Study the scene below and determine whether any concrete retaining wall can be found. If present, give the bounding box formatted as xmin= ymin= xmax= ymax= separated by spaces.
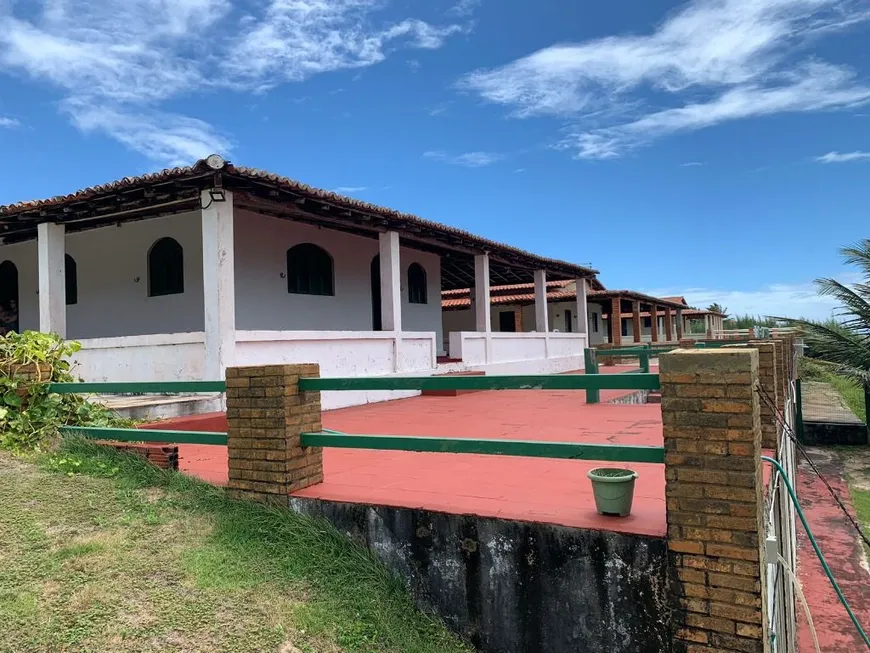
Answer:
xmin=289 ymin=497 xmax=677 ymax=653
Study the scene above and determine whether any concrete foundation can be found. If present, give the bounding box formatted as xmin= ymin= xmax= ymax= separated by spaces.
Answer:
xmin=289 ymin=497 xmax=677 ymax=653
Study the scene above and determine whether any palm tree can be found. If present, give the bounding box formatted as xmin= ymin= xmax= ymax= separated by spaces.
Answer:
xmin=782 ymin=240 xmax=870 ymax=390
xmin=707 ymin=302 xmax=728 ymax=316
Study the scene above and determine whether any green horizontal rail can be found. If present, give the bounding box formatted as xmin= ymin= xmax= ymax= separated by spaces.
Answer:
xmin=301 ymin=432 xmax=665 ymax=463
xmin=593 ymin=348 xmax=652 ymax=357
xmin=60 ymin=425 xmax=228 ymax=446
xmin=49 ymin=381 xmax=226 ymax=394
xmin=299 ymin=373 xmax=660 ymax=392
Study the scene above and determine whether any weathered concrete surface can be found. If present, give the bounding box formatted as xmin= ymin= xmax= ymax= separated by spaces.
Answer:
xmin=289 ymin=497 xmax=677 ymax=653
xmin=796 ymin=448 xmax=870 ymax=651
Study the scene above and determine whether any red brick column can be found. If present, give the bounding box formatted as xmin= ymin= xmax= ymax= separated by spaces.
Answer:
xmin=664 ymin=307 xmax=673 ymax=343
xmin=651 ymin=304 xmax=660 ymax=343
xmin=514 ymin=308 xmax=524 ymax=332
xmin=660 ymin=349 xmax=769 ymax=653
xmin=632 ymin=300 xmax=642 ymax=343
xmin=225 ymin=364 xmax=324 ymax=502
xmin=749 ymin=341 xmax=779 ymax=451
xmin=679 ymin=338 xmax=696 ymax=349
xmin=610 ymin=297 xmax=622 ymax=347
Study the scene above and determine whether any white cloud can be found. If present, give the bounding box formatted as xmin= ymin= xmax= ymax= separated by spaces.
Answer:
xmin=643 ymin=280 xmax=854 ymax=321
xmin=423 ymin=149 xmax=503 ymax=167
xmin=815 ymin=150 xmax=870 ymax=163
xmin=333 ymin=186 xmax=368 ymax=193
xmin=0 ymin=116 xmax=19 ymax=127
xmin=458 ymin=0 xmax=870 ymax=158
xmin=0 ymin=1 xmax=462 ymax=164
xmin=681 ymin=161 xmax=704 ymax=167
xmin=65 ymin=101 xmax=232 ymax=166
xmin=447 ymin=0 xmax=480 ymax=18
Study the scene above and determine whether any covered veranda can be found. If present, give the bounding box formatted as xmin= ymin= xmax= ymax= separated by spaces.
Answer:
xmin=589 ymin=291 xmax=688 ymax=346
xmin=0 ymin=156 xmax=597 ymax=397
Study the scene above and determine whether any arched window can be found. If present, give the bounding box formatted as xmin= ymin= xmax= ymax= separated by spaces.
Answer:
xmin=287 ymin=243 xmax=334 ymax=296
xmin=65 ymin=254 xmax=77 ymax=305
xmin=407 ymin=263 xmax=427 ymax=304
xmin=148 ymin=237 xmax=184 ymax=297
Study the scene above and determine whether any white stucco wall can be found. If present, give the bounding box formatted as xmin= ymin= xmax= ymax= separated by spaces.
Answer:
xmin=0 ymin=209 xmax=444 ymax=346
xmin=0 ymin=213 xmax=205 ymax=338
xmin=234 ymin=210 xmax=443 ymax=348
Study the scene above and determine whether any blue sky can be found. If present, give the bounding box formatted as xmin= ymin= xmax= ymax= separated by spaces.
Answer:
xmin=0 ymin=0 xmax=868 ymax=320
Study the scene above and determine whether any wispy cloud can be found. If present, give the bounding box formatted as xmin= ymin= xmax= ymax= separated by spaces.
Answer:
xmin=65 ymin=101 xmax=232 ymax=166
xmin=458 ymin=0 xmax=870 ymax=159
xmin=423 ymin=150 xmax=503 ymax=167
xmin=334 ymin=186 xmax=368 ymax=193
xmin=815 ymin=150 xmax=870 ymax=163
xmin=681 ymin=161 xmax=704 ymax=167
xmin=644 ymin=281 xmax=849 ymax=321
xmin=0 ymin=1 xmax=463 ymax=164
xmin=427 ymin=102 xmax=451 ymax=116
xmin=447 ymin=0 xmax=480 ymax=18
xmin=0 ymin=116 xmax=19 ymax=128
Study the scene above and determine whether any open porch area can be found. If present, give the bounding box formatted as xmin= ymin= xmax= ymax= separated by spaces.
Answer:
xmin=0 ymin=157 xmax=597 ymax=405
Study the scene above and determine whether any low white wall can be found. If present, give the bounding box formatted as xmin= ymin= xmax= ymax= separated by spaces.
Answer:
xmin=448 ymin=331 xmax=587 ymax=366
xmin=71 ymin=332 xmax=207 ymax=382
xmin=235 ymin=330 xmax=438 ymax=409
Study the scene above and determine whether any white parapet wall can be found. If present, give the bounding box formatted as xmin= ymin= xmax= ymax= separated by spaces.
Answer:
xmin=447 ymin=331 xmax=587 ymax=374
xmin=235 ymin=330 xmax=438 ymax=409
xmin=71 ymin=332 xmax=207 ymax=382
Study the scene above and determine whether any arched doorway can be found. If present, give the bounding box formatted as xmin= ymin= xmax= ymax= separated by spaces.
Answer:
xmin=371 ymin=255 xmax=382 ymax=331
xmin=0 ymin=260 xmax=19 ymax=335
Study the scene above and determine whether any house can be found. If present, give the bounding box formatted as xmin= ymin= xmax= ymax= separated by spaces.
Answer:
xmin=442 ymin=280 xmax=696 ymax=347
xmin=0 ymin=155 xmax=597 ymax=406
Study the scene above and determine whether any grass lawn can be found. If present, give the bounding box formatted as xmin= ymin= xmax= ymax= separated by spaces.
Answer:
xmin=0 ymin=439 xmax=471 ymax=653
xmin=800 ymin=358 xmax=867 ymax=422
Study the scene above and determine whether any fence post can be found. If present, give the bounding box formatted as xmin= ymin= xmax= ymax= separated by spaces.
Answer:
xmin=749 ymin=340 xmax=779 ymax=452
xmin=584 ymin=348 xmax=600 ymax=404
xmin=640 ymin=350 xmax=650 ymax=374
xmin=225 ymin=364 xmax=324 ymax=502
xmin=795 ymin=378 xmax=805 ymax=444
xmin=660 ymin=348 xmax=770 ymax=653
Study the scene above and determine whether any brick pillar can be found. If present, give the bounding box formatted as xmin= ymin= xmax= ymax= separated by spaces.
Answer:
xmin=651 ymin=304 xmax=659 ymax=342
xmin=749 ymin=341 xmax=778 ymax=451
xmin=772 ymin=339 xmax=788 ymax=415
xmin=660 ymin=349 xmax=769 ymax=653
xmin=610 ymin=297 xmax=622 ymax=347
xmin=679 ymin=338 xmax=696 ymax=349
xmin=632 ymin=300 xmax=642 ymax=343
xmin=676 ymin=309 xmax=683 ymax=340
xmin=226 ymin=364 xmax=324 ymax=502
xmin=514 ymin=307 xmax=524 ymax=332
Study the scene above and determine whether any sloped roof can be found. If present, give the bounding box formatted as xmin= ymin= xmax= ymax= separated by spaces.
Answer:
xmin=0 ymin=156 xmax=597 ymax=290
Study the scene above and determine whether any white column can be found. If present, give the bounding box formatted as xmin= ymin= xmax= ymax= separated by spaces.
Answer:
xmin=202 ymin=190 xmax=235 ymax=381
xmin=379 ymin=231 xmax=402 ymax=332
xmin=474 ymin=254 xmax=491 ymax=332
xmin=575 ymin=279 xmax=589 ymax=336
xmin=534 ymin=270 xmax=549 ymax=332
xmin=37 ymin=222 xmax=66 ymax=337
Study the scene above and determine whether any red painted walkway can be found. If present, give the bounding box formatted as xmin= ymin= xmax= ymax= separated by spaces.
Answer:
xmin=795 ymin=449 xmax=870 ymax=652
xmin=162 ymin=379 xmax=667 ymax=537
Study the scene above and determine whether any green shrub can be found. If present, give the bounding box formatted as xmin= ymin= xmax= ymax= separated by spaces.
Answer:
xmin=0 ymin=331 xmax=126 ymax=451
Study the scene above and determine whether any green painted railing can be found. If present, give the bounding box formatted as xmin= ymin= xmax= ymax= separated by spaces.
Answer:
xmin=49 ymin=381 xmax=226 ymax=394
xmin=584 ymin=349 xmax=600 ymax=404
xmin=60 ymin=425 xmax=228 ymax=445
xmin=297 ymin=373 xmax=660 ymax=392
xmin=300 ymin=432 xmax=664 ymax=463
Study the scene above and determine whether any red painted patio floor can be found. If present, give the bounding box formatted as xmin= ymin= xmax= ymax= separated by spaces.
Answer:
xmin=168 ymin=381 xmax=667 ymax=537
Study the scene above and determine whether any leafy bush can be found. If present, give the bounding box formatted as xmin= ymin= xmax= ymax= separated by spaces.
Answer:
xmin=0 ymin=331 xmax=126 ymax=451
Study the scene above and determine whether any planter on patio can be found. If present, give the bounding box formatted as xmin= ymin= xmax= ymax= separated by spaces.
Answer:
xmin=587 ymin=467 xmax=638 ymax=517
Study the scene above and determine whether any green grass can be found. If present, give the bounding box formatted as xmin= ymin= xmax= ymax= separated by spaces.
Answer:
xmin=0 ymin=438 xmax=471 ymax=653
xmin=800 ymin=358 xmax=867 ymax=422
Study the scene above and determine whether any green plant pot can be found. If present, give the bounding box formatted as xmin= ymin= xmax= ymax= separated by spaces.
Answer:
xmin=587 ymin=467 xmax=638 ymax=517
